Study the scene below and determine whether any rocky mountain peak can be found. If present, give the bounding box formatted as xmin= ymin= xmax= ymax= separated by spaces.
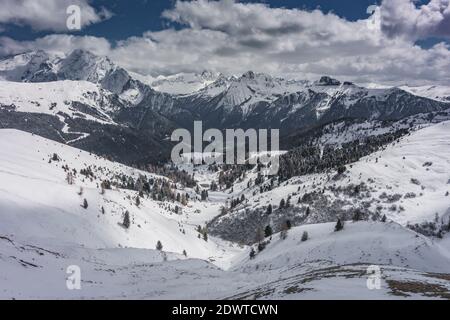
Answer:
xmin=318 ymin=76 xmax=341 ymax=86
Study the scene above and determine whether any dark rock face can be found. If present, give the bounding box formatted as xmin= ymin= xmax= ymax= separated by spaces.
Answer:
xmin=318 ymin=76 xmax=341 ymax=86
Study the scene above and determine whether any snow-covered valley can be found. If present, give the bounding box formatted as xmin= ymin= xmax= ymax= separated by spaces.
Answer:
xmin=0 ymin=125 xmax=449 ymax=300
xmin=1 ymin=49 xmax=450 ymax=300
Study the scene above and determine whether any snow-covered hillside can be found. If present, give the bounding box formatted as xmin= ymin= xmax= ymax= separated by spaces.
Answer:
xmin=238 ymin=221 xmax=450 ymax=273
xmin=209 ymin=120 xmax=450 ymax=245
xmin=401 ymin=85 xmax=450 ymax=103
xmin=0 ymin=80 xmax=117 ymax=124
xmin=151 ymin=71 xmax=221 ymax=95
xmin=1 ymin=128 xmax=449 ymax=299
xmin=0 ymin=129 xmax=243 ymax=267
xmin=1 ymin=48 xmax=450 ymax=300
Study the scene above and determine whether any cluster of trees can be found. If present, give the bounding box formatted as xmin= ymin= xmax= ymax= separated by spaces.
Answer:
xmin=80 ymin=167 xmax=95 ymax=179
xmin=249 ymin=221 xmax=309 ymax=260
xmin=229 ymin=195 xmax=246 ymax=209
xmin=200 ymin=189 xmax=209 ymax=201
xmin=196 ymin=225 xmax=209 ymax=242
xmin=278 ymin=128 xmax=410 ymax=181
xmin=151 ymin=178 xmax=187 ymax=203
xmin=146 ymin=164 xmax=196 ymax=188
xmin=407 ymin=213 xmax=450 ymax=238
xmin=218 ymin=164 xmax=253 ymax=189
xmin=175 ymin=193 xmax=188 ymax=206
xmin=210 ymin=181 xmax=218 ymax=191
xmin=278 ymin=196 xmax=291 ymax=210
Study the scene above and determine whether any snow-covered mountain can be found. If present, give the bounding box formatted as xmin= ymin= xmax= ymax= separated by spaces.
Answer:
xmin=0 ymin=49 xmax=131 ymax=94
xmin=1 ymin=50 xmax=449 ymax=148
xmin=401 ymin=85 xmax=450 ymax=103
xmin=170 ymin=72 xmax=450 ymax=135
xmin=150 ymin=71 xmax=221 ymax=95
xmin=0 ymin=47 xmax=449 ymax=298
xmin=0 ymin=80 xmax=118 ymax=125
xmin=208 ymin=117 xmax=450 ymax=244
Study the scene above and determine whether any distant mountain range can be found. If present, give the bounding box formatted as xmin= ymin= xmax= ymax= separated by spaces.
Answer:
xmin=0 ymin=49 xmax=449 ymax=165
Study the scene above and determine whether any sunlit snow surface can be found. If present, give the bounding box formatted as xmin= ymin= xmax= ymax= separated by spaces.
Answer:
xmin=0 ymin=125 xmax=449 ymax=299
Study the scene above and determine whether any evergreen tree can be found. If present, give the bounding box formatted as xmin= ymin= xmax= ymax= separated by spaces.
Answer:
xmin=82 ymin=198 xmax=88 ymax=209
xmin=66 ymin=172 xmax=74 ymax=185
xmin=301 ymin=231 xmax=309 ymax=242
xmin=337 ymin=165 xmax=346 ymax=175
xmin=381 ymin=214 xmax=387 ymax=223
xmin=352 ymin=210 xmax=362 ymax=222
xmin=156 ymin=240 xmax=163 ymax=251
xmin=305 ymin=206 xmax=310 ymax=216
xmin=286 ymin=220 xmax=292 ymax=229
xmin=264 ymin=225 xmax=273 ymax=238
xmin=122 ymin=211 xmax=130 ymax=229
xmin=183 ymin=250 xmax=187 ymax=257
xmin=279 ymin=198 xmax=286 ymax=209
xmin=257 ymin=242 xmax=267 ymax=252
xmin=335 ymin=219 xmax=344 ymax=232
xmin=135 ymin=196 xmax=140 ymax=207
xmin=181 ymin=193 xmax=187 ymax=206
xmin=266 ymin=204 xmax=273 ymax=215
xmin=249 ymin=248 xmax=256 ymax=259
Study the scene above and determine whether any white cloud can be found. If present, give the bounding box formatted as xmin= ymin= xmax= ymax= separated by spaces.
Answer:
xmin=1 ymin=0 xmax=449 ymax=85
xmin=0 ymin=35 xmax=111 ymax=57
xmin=380 ymin=0 xmax=450 ymax=40
xmin=0 ymin=0 xmax=112 ymax=32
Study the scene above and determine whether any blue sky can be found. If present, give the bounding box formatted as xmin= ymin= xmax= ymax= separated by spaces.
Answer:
xmin=4 ymin=0 xmax=383 ymax=41
xmin=0 ymin=0 xmax=449 ymax=85
xmin=3 ymin=0 xmax=443 ymax=48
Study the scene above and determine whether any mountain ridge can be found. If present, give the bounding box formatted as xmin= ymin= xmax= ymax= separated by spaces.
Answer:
xmin=0 ymin=49 xmax=449 ymax=166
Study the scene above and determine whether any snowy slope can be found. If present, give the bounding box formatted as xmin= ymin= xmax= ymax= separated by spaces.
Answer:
xmin=228 ymin=222 xmax=450 ymax=300
xmin=209 ymin=120 xmax=450 ymax=245
xmin=151 ymin=71 xmax=221 ymax=95
xmin=0 ymin=50 xmax=60 ymax=82
xmin=0 ymin=80 xmax=117 ymax=124
xmin=401 ymin=85 xmax=450 ymax=103
xmin=0 ymin=129 xmax=449 ymax=299
xmin=1 ymin=220 xmax=449 ymax=299
xmin=237 ymin=221 xmax=450 ymax=273
xmin=0 ymin=129 xmax=243 ymax=267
